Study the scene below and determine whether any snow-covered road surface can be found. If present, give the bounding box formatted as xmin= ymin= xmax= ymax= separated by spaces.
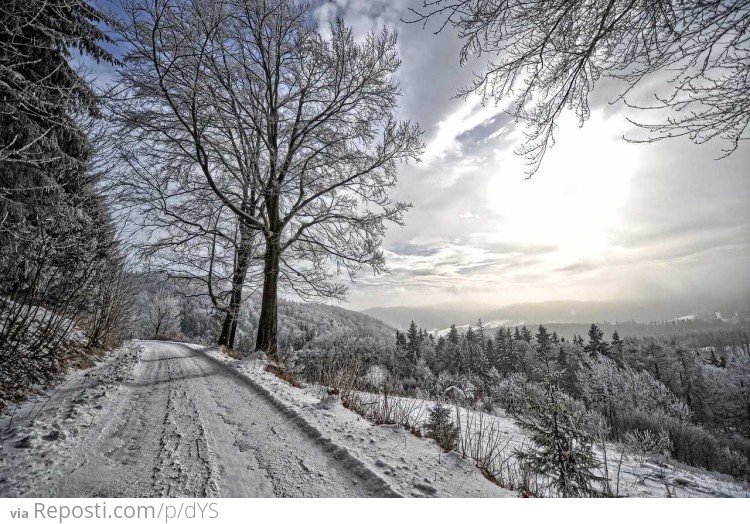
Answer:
xmin=0 ymin=341 xmax=399 ymax=497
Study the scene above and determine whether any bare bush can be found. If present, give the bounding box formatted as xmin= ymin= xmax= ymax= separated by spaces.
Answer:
xmin=624 ymin=428 xmax=673 ymax=466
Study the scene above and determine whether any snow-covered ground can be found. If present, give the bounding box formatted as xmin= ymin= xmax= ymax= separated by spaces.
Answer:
xmin=196 ymin=346 xmax=750 ymax=498
xmin=0 ymin=341 xmax=513 ymax=497
xmin=2 ymin=339 xmax=745 ymax=498
xmin=346 ymin=392 xmax=750 ymax=498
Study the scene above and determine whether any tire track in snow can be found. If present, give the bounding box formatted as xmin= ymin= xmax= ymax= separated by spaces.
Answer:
xmin=1 ymin=340 xmax=402 ymax=497
xmin=172 ymin=342 xmax=402 ymax=497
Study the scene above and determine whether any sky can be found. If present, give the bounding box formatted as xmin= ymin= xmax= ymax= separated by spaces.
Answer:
xmin=95 ymin=0 xmax=750 ymax=312
xmin=304 ymin=0 xmax=750 ymax=311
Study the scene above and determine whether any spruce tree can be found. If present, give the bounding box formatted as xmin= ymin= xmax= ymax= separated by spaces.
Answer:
xmin=406 ymin=320 xmax=420 ymax=364
xmin=513 ymin=341 xmax=600 ymax=497
xmin=476 ymin=320 xmax=489 ymax=373
xmin=536 ymin=325 xmax=551 ymax=348
xmin=585 ymin=324 xmax=609 ymax=357
xmin=521 ymin=325 xmax=533 ymax=343
xmin=485 ymin=338 xmax=498 ymax=371
xmin=494 ymin=328 xmax=506 ymax=351
xmin=395 ymin=330 xmax=411 ymax=376
xmin=611 ymin=330 xmax=624 ymax=362
xmin=424 ymin=403 xmax=459 ymax=451
xmin=447 ymin=324 xmax=459 ymax=345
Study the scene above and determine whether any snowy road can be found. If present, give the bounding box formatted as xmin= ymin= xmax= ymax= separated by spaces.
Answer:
xmin=1 ymin=341 xmax=398 ymax=497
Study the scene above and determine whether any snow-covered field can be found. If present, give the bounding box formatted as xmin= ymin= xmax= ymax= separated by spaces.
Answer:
xmin=345 ymin=392 xmax=750 ymax=498
xmin=0 ymin=341 xmax=513 ymax=497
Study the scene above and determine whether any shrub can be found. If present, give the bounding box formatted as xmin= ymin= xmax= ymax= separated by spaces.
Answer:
xmin=623 ymin=428 xmax=673 ymax=465
xmin=613 ymin=409 xmax=750 ymax=480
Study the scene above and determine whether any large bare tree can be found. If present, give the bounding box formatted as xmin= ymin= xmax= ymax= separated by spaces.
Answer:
xmin=115 ymin=0 xmax=423 ymax=358
xmin=408 ymin=0 xmax=750 ymax=174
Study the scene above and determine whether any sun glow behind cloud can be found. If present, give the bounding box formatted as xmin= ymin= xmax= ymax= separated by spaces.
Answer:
xmin=311 ymin=0 xmax=750 ymax=311
xmin=491 ymin=111 xmax=637 ymax=273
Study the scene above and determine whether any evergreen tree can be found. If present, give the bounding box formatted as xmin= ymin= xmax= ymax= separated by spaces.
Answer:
xmin=452 ymin=339 xmax=465 ymax=374
xmin=611 ymin=330 xmax=624 ymax=363
xmin=395 ymin=330 xmax=410 ymax=375
xmin=536 ymin=325 xmax=551 ymax=350
xmin=585 ymin=324 xmax=609 ymax=357
xmin=521 ymin=325 xmax=533 ymax=343
xmin=475 ymin=319 xmax=489 ymax=373
xmin=424 ymin=403 xmax=459 ymax=451
xmin=447 ymin=324 xmax=459 ymax=345
xmin=513 ymin=340 xmax=600 ymax=497
xmin=406 ymin=320 xmax=420 ymax=364
xmin=485 ymin=338 xmax=498 ymax=371
xmin=465 ymin=327 xmax=477 ymax=372
xmin=494 ymin=328 xmax=506 ymax=351
xmin=434 ymin=336 xmax=448 ymax=372
xmin=514 ymin=326 xmax=523 ymax=341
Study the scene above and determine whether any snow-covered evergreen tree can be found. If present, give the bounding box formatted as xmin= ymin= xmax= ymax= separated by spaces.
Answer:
xmin=424 ymin=403 xmax=459 ymax=451
xmin=513 ymin=335 xmax=600 ymax=497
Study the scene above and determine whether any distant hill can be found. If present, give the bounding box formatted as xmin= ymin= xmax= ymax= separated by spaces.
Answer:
xmin=361 ymin=297 xmax=750 ymax=333
xmin=359 ymin=306 xmax=482 ymax=331
xmin=129 ymin=272 xmax=398 ymax=350
xmin=242 ymin=298 xmax=398 ymax=348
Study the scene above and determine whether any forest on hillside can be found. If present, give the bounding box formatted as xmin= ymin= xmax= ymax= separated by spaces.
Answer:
xmin=290 ymin=316 xmax=750 ymax=490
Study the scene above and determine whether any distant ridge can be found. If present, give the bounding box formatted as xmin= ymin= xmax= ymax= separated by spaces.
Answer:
xmin=361 ymin=297 xmax=750 ymax=332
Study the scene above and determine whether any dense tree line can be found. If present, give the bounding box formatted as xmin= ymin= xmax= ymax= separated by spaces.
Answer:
xmin=280 ymin=313 xmax=750 ymax=481
xmin=0 ymin=1 xmax=132 ymax=408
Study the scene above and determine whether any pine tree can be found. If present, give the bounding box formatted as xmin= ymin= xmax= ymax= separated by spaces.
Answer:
xmin=447 ymin=324 xmax=459 ymax=345
xmin=475 ymin=319 xmax=489 ymax=373
xmin=536 ymin=325 xmax=551 ymax=349
xmin=406 ymin=320 xmax=421 ymax=364
xmin=424 ymin=403 xmax=459 ymax=451
xmin=485 ymin=338 xmax=498 ymax=371
xmin=611 ymin=330 xmax=624 ymax=362
xmin=434 ymin=336 xmax=447 ymax=371
xmin=395 ymin=330 xmax=410 ymax=376
xmin=521 ymin=325 xmax=533 ymax=343
xmin=585 ymin=324 xmax=609 ymax=357
xmin=513 ymin=341 xmax=600 ymax=497
xmin=465 ymin=327 xmax=477 ymax=372
xmin=514 ymin=326 xmax=523 ymax=341
xmin=494 ymin=328 xmax=506 ymax=351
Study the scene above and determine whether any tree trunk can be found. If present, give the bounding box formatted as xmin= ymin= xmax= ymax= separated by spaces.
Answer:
xmin=255 ymin=233 xmax=280 ymax=360
xmin=217 ymin=224 xmax=254 ymax=350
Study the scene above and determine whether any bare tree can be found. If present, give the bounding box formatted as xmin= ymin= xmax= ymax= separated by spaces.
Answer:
xmin=106 ymin=142 xmax=260 ymax=350
xmin=142 ymin=287 xmax=180 ymax=339
xmin=407 ymin=0 xmax=750 ymax=175
xmin=115 ymin=0 xmax=423 ymax=359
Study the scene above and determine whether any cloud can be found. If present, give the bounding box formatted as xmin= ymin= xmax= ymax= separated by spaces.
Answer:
xmin=314 ymin=1 xmax=750 ymax=310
